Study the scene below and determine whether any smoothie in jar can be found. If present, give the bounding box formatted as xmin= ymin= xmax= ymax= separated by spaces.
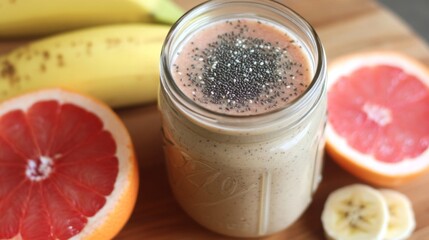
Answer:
xmin=159 ymin=0 xmax=327 ymax=237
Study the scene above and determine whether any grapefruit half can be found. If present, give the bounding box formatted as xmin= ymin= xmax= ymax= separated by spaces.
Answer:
xmin=326 ymin=51 xmax=429 ymax=186
xmin=0 ymin=89 xmax=138 ymax=239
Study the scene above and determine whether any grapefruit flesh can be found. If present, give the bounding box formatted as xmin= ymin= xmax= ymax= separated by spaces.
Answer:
xmin=0 ymin=89 xmax=138 ymax=239
xmin=326 ymin=52 xmax=429 ymax=186
xmin=329 ymin=65 xmax=429 ymax=163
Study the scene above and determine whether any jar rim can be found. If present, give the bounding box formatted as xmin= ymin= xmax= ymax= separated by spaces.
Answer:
xmin=160 ymin=0 xmax=326 ymax=132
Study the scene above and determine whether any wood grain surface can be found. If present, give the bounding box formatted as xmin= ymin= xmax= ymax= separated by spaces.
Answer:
xmin=115 ymin=1 xmax=429 ymax=239
xmin=1 ymin=0 xmax=429 ymax=239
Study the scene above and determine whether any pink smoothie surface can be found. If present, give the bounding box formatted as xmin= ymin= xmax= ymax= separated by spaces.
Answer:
xmin=171 ymin=18 xmax=312 ymax=116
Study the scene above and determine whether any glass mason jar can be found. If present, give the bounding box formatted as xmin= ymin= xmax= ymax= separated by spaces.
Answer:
xmin=159 ymin=0 xmax=327 ymax=237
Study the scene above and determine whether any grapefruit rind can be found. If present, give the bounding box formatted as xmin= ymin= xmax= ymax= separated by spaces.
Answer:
xmin=327 ymin=52 xmax=429 ymax=185
xmin=0 ymin=88 xmax=138 ymax=239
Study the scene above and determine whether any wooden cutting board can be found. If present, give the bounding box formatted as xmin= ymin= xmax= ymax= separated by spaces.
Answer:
xmin=1 ymin=0 xmax=429 ymax=239
xmin=114 ymin=1 xmax=429 ymax=239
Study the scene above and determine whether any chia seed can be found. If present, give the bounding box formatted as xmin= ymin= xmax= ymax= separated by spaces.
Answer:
xmin=172 ymin=19 xmax=310 ymax=115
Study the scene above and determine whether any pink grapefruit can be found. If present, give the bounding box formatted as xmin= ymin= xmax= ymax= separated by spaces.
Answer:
xmin=0 ymin=89 xmax=138 ymax=239
xmin=326 ymin=51 xmax=429 ymax=186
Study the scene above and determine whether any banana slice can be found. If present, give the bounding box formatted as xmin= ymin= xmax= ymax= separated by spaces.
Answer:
xmin=322 ymin=184 xmax=389 ymax=240
xmin=379 ymin=189 xmax=416 ymax=240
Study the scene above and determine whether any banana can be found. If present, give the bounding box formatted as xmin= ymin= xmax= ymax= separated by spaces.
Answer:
xmin=0 ymin=0 xmax=182 ymax=38
xmin=379 ymin=189 xmax=415 ymax=240
xmin=0 ymin=24 xmax=170 ymax=108
xmin=321 ymin=184 xmax=389 ymax=240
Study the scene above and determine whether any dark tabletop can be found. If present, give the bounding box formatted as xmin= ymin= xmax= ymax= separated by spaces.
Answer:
xmin=379 ymin=0 xmax=429 ymax=43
